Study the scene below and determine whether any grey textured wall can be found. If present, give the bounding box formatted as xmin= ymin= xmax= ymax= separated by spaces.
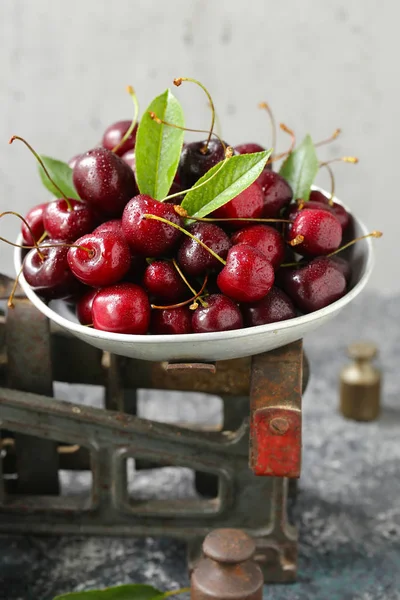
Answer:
xmin=0 ymin=0 xmax=396 ymax=292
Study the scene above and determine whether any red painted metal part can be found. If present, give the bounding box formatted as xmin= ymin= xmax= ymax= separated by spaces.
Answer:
xmin=249 ymin=341 xmax=303 ymax=478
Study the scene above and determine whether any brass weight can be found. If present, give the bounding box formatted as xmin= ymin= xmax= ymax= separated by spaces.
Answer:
xmin=340 ymin=342 xmax=381 ymax=421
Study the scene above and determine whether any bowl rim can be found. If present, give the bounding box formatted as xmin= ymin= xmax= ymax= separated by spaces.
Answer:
xmin=14 ymin=188 xmax=375 ymax=345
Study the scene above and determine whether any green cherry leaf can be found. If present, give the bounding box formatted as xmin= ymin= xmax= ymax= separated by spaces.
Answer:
xmin=181 ymin=150 xmax=271 ymax=219
xmin=38 ymin=156 xmax=80 ymax=200
xmin=279 ymin=135 xmax=318 ymax=201
xmin=135 ymin=89 xmax=184 ymax=200
xmin=53 ymin=584 xmax=164 ymax=600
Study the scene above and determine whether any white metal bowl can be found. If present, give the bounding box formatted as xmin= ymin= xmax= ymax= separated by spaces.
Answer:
xmin=14 ymin=191 xmax=374 ymax=362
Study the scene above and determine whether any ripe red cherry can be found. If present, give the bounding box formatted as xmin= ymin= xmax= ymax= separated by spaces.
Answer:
xmin=257 ymin=171 xmax=293 ymax=217
xmin=235 ymin=143 xmax=265 ymax=154
xmin=43 ymin=199 xmax=95 ymax=242
xmin=211 ymin=181 xmax=264 ymax=230
xmin=68 ymin=154 xmax=81 ymax=169
xmin=288 ymin=209 xmax=342 ymax=256
xmin=309 ymin=190 xmax=351 ymax=231
xmin=21 ymin=203 xmax=47 ymax=246
xmin=93 ymin=219 xmax=123 ymax=237
xmin=242 ymin=287 xmax=296 ymax=327
xmin=330 ymin=255 xmax=352 ymax=283
xmin=121 ymin=149 xmax=135 ymax=171
xmin=122 ymin=195 xmax=183 ymax=257
xmin=143 ymin=260 xmax=188 ymax=303
xmin=192 ymin=294 xmax=243 ymax=333
xmin=67 ymin=231 xmax=131 ymax=287
xmin=76 ymin=288 xmax=98 ymax=325
xmin=178 ymin=223 xmax=231 ymax=276
xmin=102 ymin=120 xmax=138 ymax=156
xmin=282 ymin=257 xmax=347 ymax=313
xmin=231 ymin=224 xmax=285 ymax=270
xmin=92 ymin=283 xmax=150 ymax=334
xmin=178 ymin=139 xmax=226 ymax=188
xmin=217 ymin=244 xmax=275 ymax=302
xmin=150 ymin=306 xmax=192 ymax=335
xmin=73 ymin=148 xmax=137 ymax=217
xmin=23 ymin=242 xmax=81 ymax=300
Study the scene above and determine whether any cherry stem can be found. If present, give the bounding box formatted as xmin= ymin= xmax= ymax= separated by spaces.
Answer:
xmin=8 ymin=136 xmax=72 ymax=210
xmin=174 ymin=77 xmax=215 ymax=153
xmin=8 ymin=262 xmax=24 ymax=309
xmin=161 ymin=149 xmax=233 ymax=202
xmin=258 ymin=102 xmax=277 ymax=156
xmin=320 ymin=156 xmax=359 ymax=166
xmin=151 ymin=271 xmax=208 ymax=310
xmin=112 ymin=85 xmax=139 ymax=154
xmin=327 ymin=231 xmax=382 ymax=257
xmin=265 ymin=123 xmax=296 ymax=165
xmin=314 ymin=128 xmax=341 ymax=148
xmin=163 ymin=588 xmax=191 ymax=598
xmin=0 ymin=236 xmax=94 ymax=257
xmin=0 ymin=211 xmax=45 ymax=260
xmin=281 ymin=230 xmax=383 ymax=267
xmin=174 ymin=206 xmax=291 ymax=224
xmin=149 ymin=111 xmax=226 ymax=153
xmin=143 ymin=214 xmax=226 ymax=266
xmin=172 ymin=259 xmax=208 ymax=308
xmin=289 ymin=234 xmax=305 ymax=247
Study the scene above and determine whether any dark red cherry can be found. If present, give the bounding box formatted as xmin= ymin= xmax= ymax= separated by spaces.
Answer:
xmin=282 ymin=257 xmax=347 ymax=313
xmin=150 ymin=306 xmax=192 ymax=335
xmin=72 ymin=148 xmax=137 ymax=217
xmin=93 ymin=219 xmax=123 ymax=237
xmin=21 ymin=203 xmax=47 ymax=246
xmin=121 ymin=149 xmax=135 ymax=171
xmin=178 ymin=139 xmax=226 ymax=188
xmin=231 ymin=224 xmax=285 ymax=270
xmin=192 ymin=294 xmax=243 ymax=333
xmin=217 ymin=244 xmax=274 ymax=303
xmin=43 ymin=199 xmax=95 ymax=242
xmin=257 ymin=171 xmax=293 ymax=217
xmin=123 ymin=254 xmax=148 ymax=284
xmin=67 ymin=231 xmax=131 ymax=287
xmin=122 ymin=195 xmax=183 ymax=257
xmin=92 ymin=283 xmax=150 ymax=334
xmin=235 ymin=143 xmax=265 ymax=154
xmin=143 ymin=260 xmax=188 ymax=303
xmin=330 ymin=255 xmax=352 ymax=283
xmin=309 ymin=190 xmax=351 ymax=231
xmin=68 ymin=154 xmax=81 ymax=169
xmin=242 ymin=287 xmax=296 ymax=327
xmin=23 ymin=242 xmax=81 ymax=299
xmin=102 ymin=120 xmax=138 ymax=156
xmin=211 ymin=181 xmax=264 ymax=230
xmin=287 ymin=209 xmax=342 ymax=256
xmin=76 ymin=288 xmax=98 ymax=325
xmin=178 ymin=223 xmax=231 ymax=277
xmin=285 ymin=200 xmax=335 ymax=223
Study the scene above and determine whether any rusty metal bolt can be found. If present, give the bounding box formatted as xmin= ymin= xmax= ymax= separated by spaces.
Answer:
xmin=191 ymin=528 xmax=263 ymax=600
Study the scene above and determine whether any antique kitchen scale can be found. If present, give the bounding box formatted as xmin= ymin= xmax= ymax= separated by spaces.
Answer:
xmin=0 ymin=201 xmax=373 ymax=583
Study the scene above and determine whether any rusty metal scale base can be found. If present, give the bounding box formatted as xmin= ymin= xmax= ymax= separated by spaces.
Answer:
xmin=0 ymin=284 xmax=307 ymax=583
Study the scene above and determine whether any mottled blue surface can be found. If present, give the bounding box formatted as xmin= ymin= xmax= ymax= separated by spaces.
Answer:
xmin=1 ymin=292 xmax=399 ymax=600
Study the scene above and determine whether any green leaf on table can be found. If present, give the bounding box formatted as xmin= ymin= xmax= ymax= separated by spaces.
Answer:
xmin=181 ymin=150 xmax=271 ymax=219
xmin=135 ymin=89 xmax=184 ymax=200
xmin=54 ymin=583 xmax=163 ymax=600
xmin=279 ymin=135 xmax=318 ymax=201
xmin=38 ymin=156 xmax=80 ymax=200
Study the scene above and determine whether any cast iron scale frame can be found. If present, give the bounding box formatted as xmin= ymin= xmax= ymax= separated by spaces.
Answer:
xmin=0 ymin=275 xmax=307 ymax=582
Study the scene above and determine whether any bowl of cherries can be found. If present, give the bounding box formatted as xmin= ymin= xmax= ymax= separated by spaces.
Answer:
xmin=10 ymin=78 xmax=380 ymax=362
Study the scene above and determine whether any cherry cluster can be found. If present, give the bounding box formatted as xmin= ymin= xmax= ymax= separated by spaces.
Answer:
xmin=10 ymin=84 xmax=378 ymax=336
